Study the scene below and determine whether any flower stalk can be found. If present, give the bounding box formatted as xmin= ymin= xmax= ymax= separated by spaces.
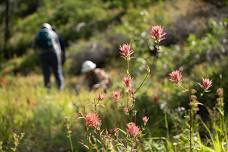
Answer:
xmin=66 ymin=119 xmax=74 ymax=152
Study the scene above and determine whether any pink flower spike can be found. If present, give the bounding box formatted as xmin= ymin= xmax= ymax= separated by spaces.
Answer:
xmin=169 ymin=70 xmax=182 ymax=84
xmin=200 ymin=78 xmax=212 ymax=91
xmin=150 ymin=25 xmax=166 ymax=43
xmin=119 ymin=43 xmax=134 ymax=60
xmin=128 ymin=87 xmax=135 ymax=96
xmin=97 ymin=93 xmax=105 ymax=101
xmin=123 ymin=75 xmax=132 ymax=88
xmin=126 ymin=122 xmax=140 ymax=137
xmin=112 ymin=90 xmax=121 ymax=102
xmin=84 ymin=113 xmax=101 ymax=129
xmin=123 ymin=106 xmax=129 ymax=115
xmin=142 ymin=116 xmax=149 ymax=125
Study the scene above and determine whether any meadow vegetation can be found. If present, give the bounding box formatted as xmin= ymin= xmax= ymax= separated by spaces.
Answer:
xmin=0 ymin=0 xmax=228 ymax=151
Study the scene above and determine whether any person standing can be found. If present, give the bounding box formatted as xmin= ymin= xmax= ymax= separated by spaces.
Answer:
xmin=34 ymin=23 xmax=64 ymax=90
xmin=52 ymin=26 xmax=66 ymax=66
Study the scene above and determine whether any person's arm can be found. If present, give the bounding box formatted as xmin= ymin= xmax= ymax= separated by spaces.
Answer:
xmin=77 ymin=75 xmax=91 ymax=92
xmin=93 ymin=69 xmax=111 ymax=89
xmin=59 ymin=37 xmax=66 ymax=65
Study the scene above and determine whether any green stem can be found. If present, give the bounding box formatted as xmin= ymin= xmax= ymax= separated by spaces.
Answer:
xmin=127 ymin=88 xmax=130 ymax=108
xmin=126 ymin=59 xmax=130 ymax=107
xmin=178 ymin=83 xmax=189 ymax=93
xmin=94 ymin=99 xmax=97 ymax=112
xmin=174 ymin=144 xmax=177 ymax=152
xmin=66 ymin=119 xmax=74 ymax=152
xmin=189 ymin=108 xmax=192 ymax=152
xmin=164 ymin=112 xmax=169 ymax=139
xmin=68 ymin=135 xmax=74 ymax=152
xmin=135 ymin=72 xmax=149 ymax=93
xmin=127 ymin=60 xmax=130 ymax=75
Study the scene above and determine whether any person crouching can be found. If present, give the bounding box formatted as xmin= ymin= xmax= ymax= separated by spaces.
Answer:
xmin=81 ymin=60 xmax=111 ymax=92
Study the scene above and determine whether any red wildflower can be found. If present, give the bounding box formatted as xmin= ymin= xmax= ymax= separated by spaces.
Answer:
xmin=200 ymin=78 xmax=212 ymax=91
xmin=169 ymin=70 xmax=182 ymax=84
xmin=150 ymin=25 xmax=166 ymax=43
xmin=128 ymin=87 xmax=135 ymax=97
xmin=84 ymin=113 xmax=101 ymax=129
xmin=123 ymin=75 xmax=132 ymax=88
xmin=123 ymin=106 xmax=129 ymax=115
xmin=112 ymin=90 xmax=121 ymax=102
xmin=142 ymin=116 xmax=149 ymax=125
xmin=97 ymin=93 xmax=105 ymax=101
xmin=126 ymin=122 xmax=140 ymax=137
xmin=119 ymin=43 xmax=134 ymax=60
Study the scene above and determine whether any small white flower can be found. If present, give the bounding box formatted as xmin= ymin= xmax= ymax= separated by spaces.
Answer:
xmin=222 ymin=142 xmax=227 ymax=149
xmin=173 ymin=142 xmax=177 ymax=146
xmin=173 ymin=135 xmax=180 ymax=140
xmin=194 ymin=136 xmax=197 ymax=141
xmin=160 ymin=102 xmax=167 ymax=110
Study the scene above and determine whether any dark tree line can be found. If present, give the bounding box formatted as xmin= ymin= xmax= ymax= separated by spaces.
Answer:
xmin=0 ymin=0 xmax=42 ymax=65
xmin=0 ymin=0 xmax=11 ymax=63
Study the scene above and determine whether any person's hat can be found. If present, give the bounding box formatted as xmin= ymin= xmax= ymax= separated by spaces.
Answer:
xmin=81 ymin=60 xmax=96 ymax=73
xmin=42 ymin=23 xmax=52 ymax=30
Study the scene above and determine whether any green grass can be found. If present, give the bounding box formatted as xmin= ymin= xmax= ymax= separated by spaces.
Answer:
xmin=0 ymin=60 xmax=227 ymax=151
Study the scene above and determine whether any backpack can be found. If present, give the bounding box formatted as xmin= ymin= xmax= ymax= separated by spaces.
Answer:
xmin=36 ymin=30 xmax=53 ymax=50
